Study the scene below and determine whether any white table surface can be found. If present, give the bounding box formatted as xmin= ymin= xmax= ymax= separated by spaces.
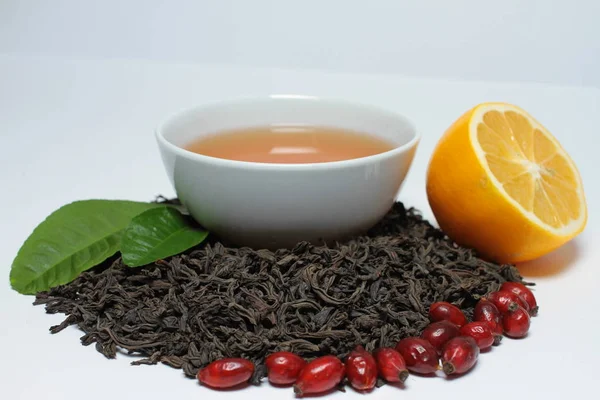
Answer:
xmin=1 ymin=54 xmax=599 ymax=400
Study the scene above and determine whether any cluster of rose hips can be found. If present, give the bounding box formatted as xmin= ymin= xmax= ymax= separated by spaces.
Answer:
xmin=196 ymin=281 xmax=537 ymax=396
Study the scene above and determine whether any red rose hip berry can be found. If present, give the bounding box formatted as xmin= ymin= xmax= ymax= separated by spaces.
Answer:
xmin=503 ymin=306 xmax=531 ymax=338
xmin=293 ymin=355 xmax=345 ymax=397
xmin=488 ymin=290 xmax=530 ymax=314
xmin=460 ymin=322 xmax=495 ymax=350
xmin=441 ymin=336 xmax=479 ymax=375
xmin=421 ymin=320 xmax=460 ymax=353
xmin=373 ymin=347 xmax=409 ymax=384
xmin=345 ymin=345 xmax=377 ymax=391
xmin=501 ymin=282 xmax=539 ymax=316
xmin=197 ymin=358 xmax=255 ymax=388
xmin=395 ymin=337 xmax=439 ymax=374
xmin=473 ymin=299 xmax=503 ymax=344
xmin=265 ymin=351 xmax=306 ymax=385
xmin=429 ymin=301 xmax=468 ymax=327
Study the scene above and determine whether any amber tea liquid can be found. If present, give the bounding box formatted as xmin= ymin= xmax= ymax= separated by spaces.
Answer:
xmin=184 ymin=125 xmax=395 ymax=164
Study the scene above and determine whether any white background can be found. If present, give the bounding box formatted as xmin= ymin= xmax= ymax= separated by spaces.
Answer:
xmin=1 ymin=1 xmax=600 ymax=400
xmin=1 ymin=0 xmax=599 ymax=87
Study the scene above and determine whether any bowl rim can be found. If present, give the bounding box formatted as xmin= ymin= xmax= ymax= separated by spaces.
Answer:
xmin=155 ymin=94 xmax=421 ymax=171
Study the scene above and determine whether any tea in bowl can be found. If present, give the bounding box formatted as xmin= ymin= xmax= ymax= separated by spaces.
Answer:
xmin=156 ymin=95 xmax=419 ymax=249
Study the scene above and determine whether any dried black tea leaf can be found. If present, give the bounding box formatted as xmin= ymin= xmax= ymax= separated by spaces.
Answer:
xmin=34 ymin=202 xmax=524 ymax=384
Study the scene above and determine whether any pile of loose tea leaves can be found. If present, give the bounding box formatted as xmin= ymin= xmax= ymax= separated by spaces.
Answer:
xmin=34 ymin=201 xmax=525 ymax=384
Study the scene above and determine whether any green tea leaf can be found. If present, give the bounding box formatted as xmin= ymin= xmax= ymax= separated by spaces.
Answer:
xmin=10 ymin=200 xmax=162 ymax=294
xmin=121 ymin=207 xmax=208 ymax=267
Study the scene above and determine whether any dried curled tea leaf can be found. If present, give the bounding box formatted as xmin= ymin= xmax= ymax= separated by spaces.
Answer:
xmin=34 ymin=202 xmax=526 ymax=385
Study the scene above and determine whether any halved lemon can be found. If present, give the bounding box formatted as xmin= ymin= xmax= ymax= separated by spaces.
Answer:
xmin=426 ymin=102 xmax=587 ymax=263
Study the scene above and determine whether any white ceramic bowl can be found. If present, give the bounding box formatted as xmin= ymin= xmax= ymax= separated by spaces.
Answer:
xmin=156 ymin=95 xmax=419 ymax=249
